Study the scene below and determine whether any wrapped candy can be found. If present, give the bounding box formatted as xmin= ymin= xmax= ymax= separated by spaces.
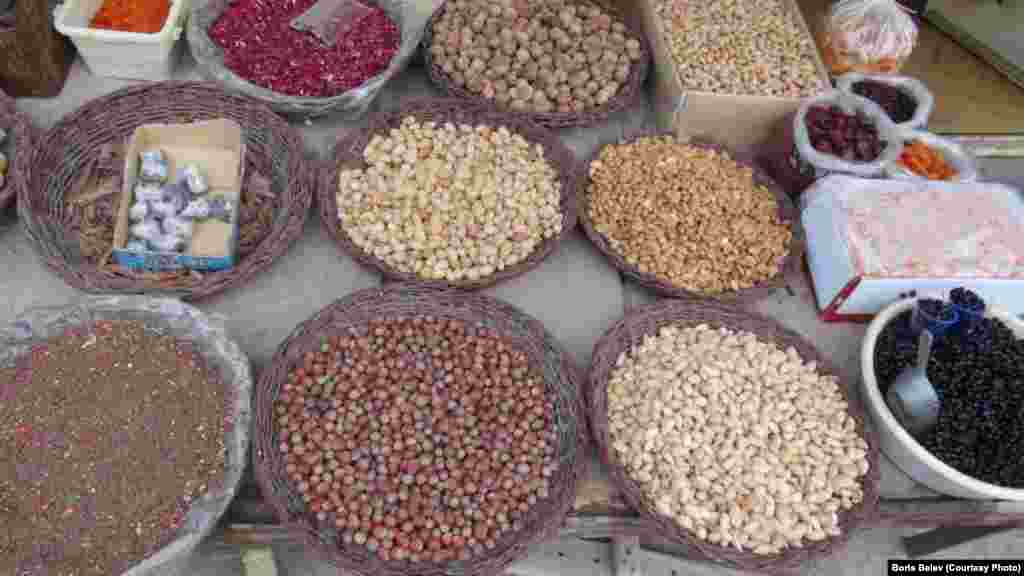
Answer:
xmin=139 ymin=149 xmax=169 ymax=182
xmin=182 ymin=164 xmax=209 ymax=196
xmin=181 ymin=198 xmax=211 ymax=220
xmin=162 ymin=216 xmax=195 ymax=239
xmin=149 ymin=200 xmax=178 ymax=221
xmin=162 ymin=180 xmax=190 ymax=213
xmin=130 ymin=219 xmax=162 ymax=243
xmin=208 ymin=197 xmax=234 ymax=223
xmin=150 ymin=234 xmax=185 ymax=253
xmin=125 ymin=240 xmax=149 ymax=252
xmin=134 ymin=182 xmax=164 ymax=203
xmin=128 ymin=201 xmax=149 ymax=222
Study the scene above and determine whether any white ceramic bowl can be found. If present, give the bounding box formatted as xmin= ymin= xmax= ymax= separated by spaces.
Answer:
xmin=861 ymin=298 xmax=1024 ymax=500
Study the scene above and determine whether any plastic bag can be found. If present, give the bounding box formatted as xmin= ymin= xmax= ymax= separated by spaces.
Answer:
xmin=188 ymin=0 xmax=441 ymax=119
xmin=819 ymin=0 xmax=918 ymax=76
xmin=835 ymin=72 xmax=933 ymax=129
xmin=761 ymin=90 xmax=903 ymax=197
xmin=290 ymin=0 xmax=374 ymax=47
xmin=884 ymin=131 xmax=979 ymax=183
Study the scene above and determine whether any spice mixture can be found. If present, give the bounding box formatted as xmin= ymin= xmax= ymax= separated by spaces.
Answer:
xmin=0 ymin=320 xmax=228 ymax=575
xmin=429 ymin=0 xmax=644 ymax=113
xmin=336 ymin=118 xmax=564 ymax=283
xmin=209 ymin=0 xmax=400 ymax=97
xmin=607 ymin=323 xmax=869 ymax=554
xmin=90 ymin=0 xmax=172 ymax=34
xmin=874 ymin=305 xmax=1024 ymax=488
xmin=655 ymin=0 xmax=823 ymax=98
xmin=275 ymin=317 xmax=558 ymax=563
xmin=586 ymin=136 xmax=791 ymax=295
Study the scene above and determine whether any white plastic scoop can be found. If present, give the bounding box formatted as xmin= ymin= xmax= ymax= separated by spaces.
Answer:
xmin=885 ymin=329 xmax=941 ymax=437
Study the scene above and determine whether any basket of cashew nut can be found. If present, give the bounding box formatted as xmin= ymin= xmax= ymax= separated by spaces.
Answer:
xmin=579 ymin=132 xmax=798 ymax=304
xmin=321 ymin=98 xmax=581 ymax=290
xmin=588 ymin=299 xmax=879 ymax=573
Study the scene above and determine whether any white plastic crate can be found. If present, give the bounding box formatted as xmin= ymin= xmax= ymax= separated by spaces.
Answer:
xmin=54 ymin=0 xmax=189 ymax=81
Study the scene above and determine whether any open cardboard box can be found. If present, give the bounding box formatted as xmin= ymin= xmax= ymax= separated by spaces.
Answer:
xmin=802 ymin=175 xmax=1024 ymax=321
xmin=113 ymin=119 xmax=245 ymax=272
xmin=619 ymin=0 xmax=830 ymax=155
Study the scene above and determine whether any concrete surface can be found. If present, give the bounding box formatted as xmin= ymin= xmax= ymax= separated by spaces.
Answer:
xmin=3 ymin=53 xmax=1024 ymax=575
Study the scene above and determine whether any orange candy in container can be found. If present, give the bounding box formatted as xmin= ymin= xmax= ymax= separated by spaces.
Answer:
xmin=818 ymin=0 xmax=918 ymax=76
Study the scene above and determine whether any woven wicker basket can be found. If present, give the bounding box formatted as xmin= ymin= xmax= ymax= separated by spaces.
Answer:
xmin=578 ymin=132 xmax=800 ymax=305
xmin=18 ymin=81 xmax=312 ymax=300
xmin=421 ymin=2 xmax=650 ymax=129
xmin=320 ymin=98 xmax=581 ymax=290
xmin=254 ymin=284 xmax=588 ymax=576
xmin=588 ymin=299 xmax=880 ymax=573
xmin=0 ymin=295 xmax=252 ymax=576
xmin=0 ymin=88 xmax=38 ymax=211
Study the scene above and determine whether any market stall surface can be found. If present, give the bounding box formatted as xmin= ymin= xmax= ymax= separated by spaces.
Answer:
xmin=4 ymin=54 xmax=1024 ymax=575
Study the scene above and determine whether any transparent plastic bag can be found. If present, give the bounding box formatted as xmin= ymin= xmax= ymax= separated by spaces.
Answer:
xmin=794 ymin=90 xmax=903 ymax=177
xmin=819 ymin=0 xmax=918 ymax=75
xmin=884 ymin=130 xmax=980 ymax=182
xmin=290 ymin=0 xmax=374 ymax=48
xmin=835 ymin=72 xmax=933 ymax=130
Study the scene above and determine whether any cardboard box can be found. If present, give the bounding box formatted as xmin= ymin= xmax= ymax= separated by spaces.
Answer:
xmin=626 ymin=0 xmax=830 ymax=154
xmin=113 ymin=119 xmax=245 ymax=272
xmin=801 ymin=175 xmax=1024 ymax=322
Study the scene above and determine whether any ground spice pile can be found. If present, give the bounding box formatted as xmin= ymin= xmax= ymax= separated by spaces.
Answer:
xmin=0 ymin=320 xmax=227 ymax=575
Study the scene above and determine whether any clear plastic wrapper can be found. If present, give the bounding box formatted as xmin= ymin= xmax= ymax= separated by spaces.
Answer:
xmin=162 ymin=216 xmax=195 ymax=239
xmin=130 ymin=219 xmax=163 ymax=243
xmin=134 ymin=182 xmax=165 ymax=204
xmin=181 ymin=198 xmax=212 ymax=220
xmin=290 ymin=0 xmax=375 ymax=48
xmin=835 ymin=73 xmax=933 ymax=130
xmin=162 ymin=180 xmax=191 ymax=213
xmin=182 ymin=164 xmax=209 ymax=196
xmin=800 ymin=176 xmax=1024 ymax=279
xmin=139 ymin=149 xmax=170 ymax=182
xmin=150 ymin=234 xmax=186 ymax=253
xmin=129 ymin=201 xmax=149 ymax=222
xmin=885 ymin=131 xmax=979 ymax=183
xmin=0 ymin=127 xmax=6 ymax=145
xmin=819 ymin=0 xmax=918 ymax=75
xmin=125 ymin=240 xmax=149 ymax=252
xmin=150 ymin=199 xmax=179 ymax=221
xmin=208 ymin=197 xmax=234 ymax=223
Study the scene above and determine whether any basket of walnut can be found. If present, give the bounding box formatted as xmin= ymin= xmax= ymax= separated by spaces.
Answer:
xmin=422 ymin=0 xmax=650 ymax=129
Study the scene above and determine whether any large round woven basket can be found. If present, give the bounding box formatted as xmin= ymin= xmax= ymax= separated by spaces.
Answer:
xmin=254 ymin=284 xmax=589 ymax=576
xmin=18 ymin=82 xmax=312 ymax=301
xmin=578 ymin=132 xmax=800 ymax=305
xmin=0 ymin=295 xmax=252 ymax=576
xmin=320 ymin=98 xmax=581 ymax=290
xmin=421 ymin=2 xmax=650 ymax=129
xmin=0 ymin=88 xmax=39 ymax=212
xmin=588 ymin=299 xmax=880 ymax=573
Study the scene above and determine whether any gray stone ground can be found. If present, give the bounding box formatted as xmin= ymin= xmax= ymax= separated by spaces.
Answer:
xmin=3 ymin=52 xmax=1023 ymax=575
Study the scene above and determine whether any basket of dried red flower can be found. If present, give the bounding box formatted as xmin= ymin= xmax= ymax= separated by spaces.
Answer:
xmin=0 ymin=294 xmax=251 ymax=576
xmin=254 ymin=284 xmax=588 ymax=576
xmin=0 ymin=88 xmax=39 ymax=211
xmin=188 ymin=0 xmax=437 ymax=119
xmin=18 ymin=81 xmax=311 ymax=300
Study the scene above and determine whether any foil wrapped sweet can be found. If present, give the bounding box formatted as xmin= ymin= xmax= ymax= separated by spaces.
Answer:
xmin=139 ymin=149 xmax=169 ymax=183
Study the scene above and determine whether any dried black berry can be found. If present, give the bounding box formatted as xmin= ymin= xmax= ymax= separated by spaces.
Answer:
xmin=874 ymin=311 xmax=1024 ymax=488
xmin=950 ymin=287 xmax=985 ymax=313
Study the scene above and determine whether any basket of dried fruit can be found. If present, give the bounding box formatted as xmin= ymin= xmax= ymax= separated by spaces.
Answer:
xmin=321 ymin=98 xmax=581 ymax=289
xmin=422 ymin=0 xmax=650 ymax=129
xmin=0 ymin=294 xmax=251 ymax=575
xmin=579 ymin=132 xmax=799 ymax=304
xmin=18 ymin=81 xmax=311 ymax=300
xmin=0 ymin=88 xmax=39 ymax=211
xmin=254 ymin=284 xmax=588 ymax=576
xmin=588 ymin=299 xmax=879 ymax=573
